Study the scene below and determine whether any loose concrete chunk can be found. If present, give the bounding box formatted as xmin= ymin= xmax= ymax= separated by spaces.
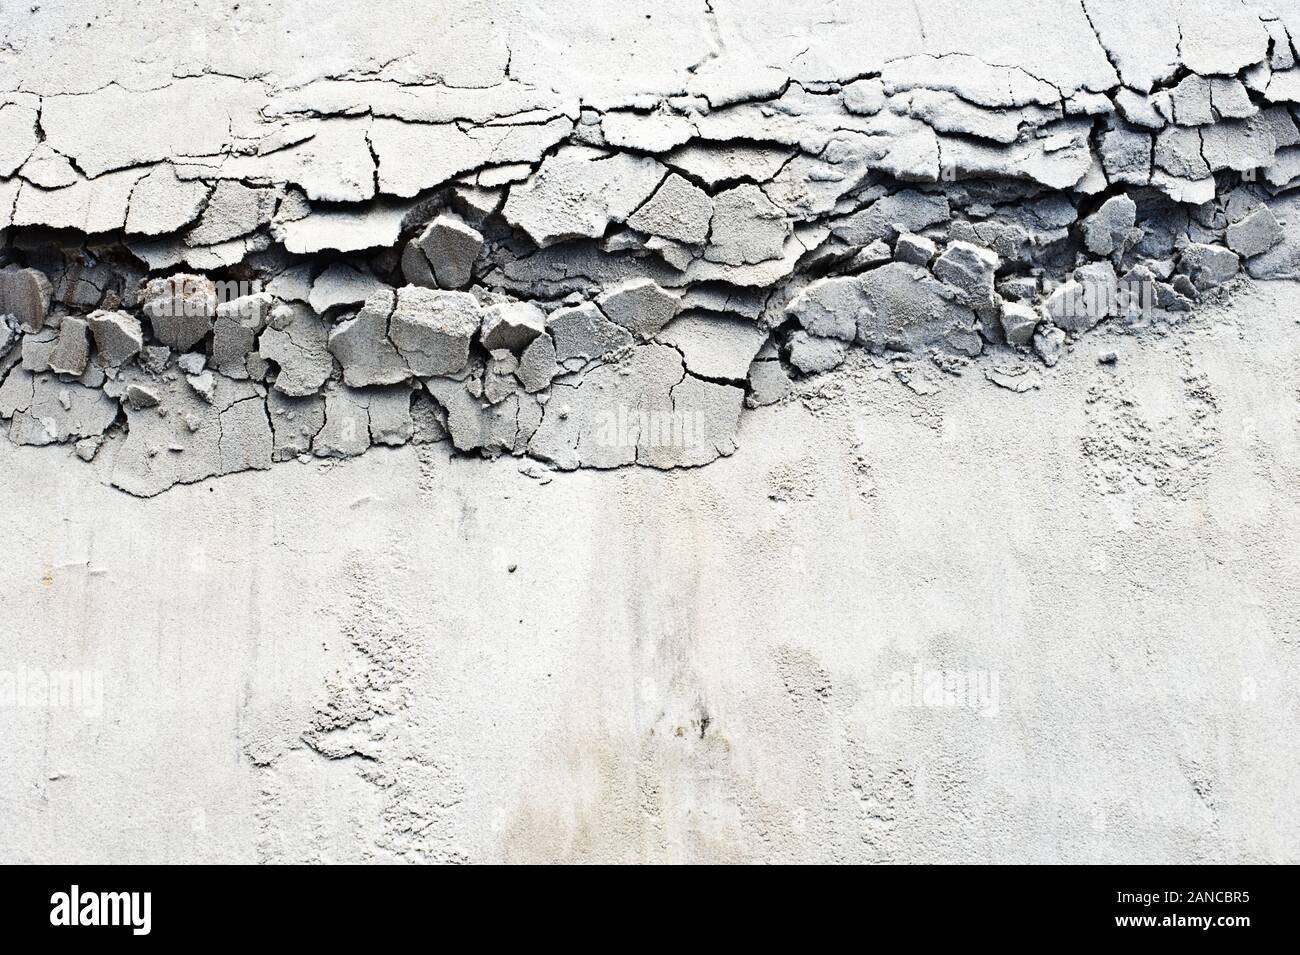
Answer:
xmin=0 ymin=266 xmax=53 ymax=332
xmin=1000 ymin=301 xmax=1040 ymax=347
xmin=480 ymin=301 xmax=546 ymax=353
xmin=1045 ymin=262 xmax=1119 ymax=334
xmin=787 ymin=332 xmax=848 ymax=374
xmin=416 ymin=214 xmax=484 ymax=290
xmin=547 ymin=302 xmax=633 ymax=362
xmin=1177 ymin=243 xmax=1241 ymax=291
xmin=308 ymin=263 xmax=389 ymax=314
xmin=400 ymin=236 xmax=437 ymax=288
xmin=259 ymin=304 xmax=333 ymax=396
xmin=1033 ymin=325 xmax=1066 ymax=367
xmin=141 ymin=274 xmax=216 ymax=350
xmin=328 ymin=288 xmax=410 ymax=387
xmin=933 ymin=241 xmax=1000 ymax=318
xmin=48 ymin=316 xmax=90 ymax=376
xmin=186 ymin=370 xmax=217 ymax=403
xmin=1081 ymin=195 xmax=1138 ymax=257
xmin=86 ymin=310 xmax=144 ymax=368
xmin=596 ymin=279 xmax=680 ymax=340
xmin=517 ymin=332 xmax=558 ymax=393
xmin=855 ymin=264 xmax=982 ymax=357
xmin=894 ymin=233 xmax=936 ymax=265
xmin=1225 ymin=207 xmax=1284 ymax=259
xmin=627 ymin=173 xmax=712 ymax=246
xmin=786 ymin=276 xmax=867 ymax=342
xmin=791 ymin=263 xmax=981 ymax=356
xmin=389 ymin=287 xmax=479 ymax=378
xmin=21 ymin=328 xmax=59 ymax=373
xmin=74 ymin=436 xmax=102 ymax=462
xmin=126 ymin=383 xmax=160 ymax=409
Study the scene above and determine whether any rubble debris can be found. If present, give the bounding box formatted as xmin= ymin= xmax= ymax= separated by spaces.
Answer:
xmin=480 ymin=302 xmax=546 ymax=353
xmin=389 ymin=287 xmax=478 ymax=377
xmin=3 ymin=5 xmax=1299 ymax=492
xmin=547 ymin=302 xmax=633 ymax=362
xmin=503 ymin=146 xmax=666 ymax=246
xmin=1226 ymin=207 xmax=1284 ymax=259
xmin=0 ymin=266 xmax=53 ymax=331
xmin=1081 ymin=195 xmax=1139 ymax=257
xmin=48 ymin=316 xmax=90 ymax=376
xmin=260 ymin=304 xmax=333 ymax=396
xmin=141 ymin=274 xmax=216 ymax=350
xmin=1177 ymin=244 xmax=1241 ymax=292
xmin=894 ymin=234 xmax=937 ymax=266
xmin=328 ymin=289 xmax=410 ymax=387
xmin=596 ymin=280 xmax=680 ymax=340
xmin=403 ymin=214 xmax=484 ymax=290
xmin=999 ymin=302 xmax=1040 ymax=347
xmin=308 ymin=264 xmax=389 ymax=314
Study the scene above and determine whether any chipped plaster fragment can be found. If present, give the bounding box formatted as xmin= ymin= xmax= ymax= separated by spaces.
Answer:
xmin=597 ymin=279 xmax=681 ymax=340
xmin=627 ymin=174 xmax=712 ymax=246
xmin=125 ymin=165 xmax=212 ymax=236
xmin=13 ymin=168 xmax=146 ymax=233
xmin=656 ymin=312 xmax=766 ymax=381
xmin=388 ymin=287 xmax=479 ymax=377
xmin=309 ymin=264 xmax=390 ymax=315
xmin=260 ymin=304 xmax=333 ymax=397
xmin=502 ymin=145 xmax=667 ymax=247
xmin=328 ymin=289 xmax=410 ymax=388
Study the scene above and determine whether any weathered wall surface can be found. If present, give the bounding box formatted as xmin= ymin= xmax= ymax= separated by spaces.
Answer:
xmin=2 ymin=1 xmax=1300 ymax=863
xmin=3 ymin=280 xmax=1298 ymax=864
xmin=4 ymin=0 xmax=1300 ymax=490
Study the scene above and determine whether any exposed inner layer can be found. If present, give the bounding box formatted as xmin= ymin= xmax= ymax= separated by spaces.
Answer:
xmin=1 ymin=0 xmax=1298 ymax=495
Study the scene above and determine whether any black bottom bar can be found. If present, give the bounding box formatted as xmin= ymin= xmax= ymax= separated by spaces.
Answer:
xmin=0 ymin=865 xmax=1288 ymax=942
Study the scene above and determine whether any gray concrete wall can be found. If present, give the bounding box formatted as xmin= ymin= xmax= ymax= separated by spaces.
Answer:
xmin=4 ymin=280 xmax=1297 ymax=863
